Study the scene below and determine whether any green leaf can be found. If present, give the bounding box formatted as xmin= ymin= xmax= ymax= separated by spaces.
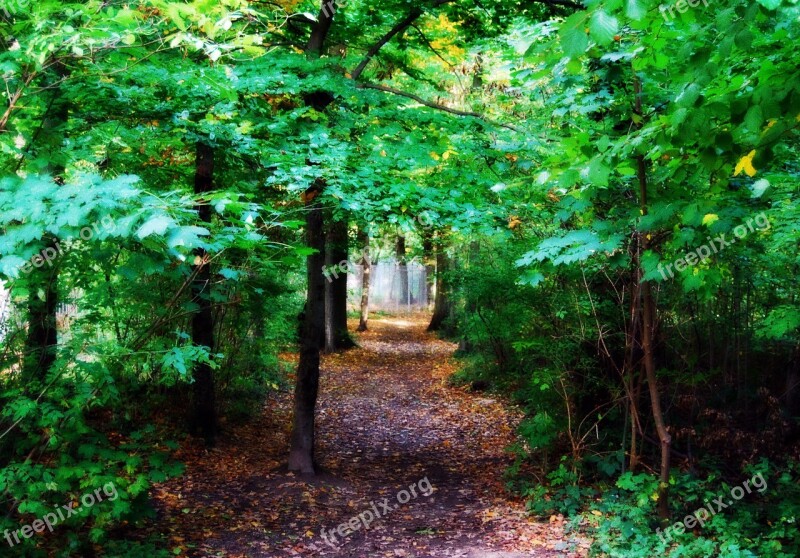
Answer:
xmin=589 ymin=11 xmax=618 ymax=45
xmin=702 ymin=213 xmax=719 ymax=226
xmin=750 ymin=179 xmax=769 ymax=198
xmin=167 ymin=226 xmax=210 ymax=249
xmin=561 ymin=28 xmax=589 ymax=58
xmin=586 ymin=158 xmax=610 ymax=187
xmin=166 ymin=3 xmax=188 ymax=31
xmin=218 ymin=268 xmax=240 ymax=280
xmin=756 ymin=0 xmax=782 ymax=9
xmin=626 ymin=0 xmax=647 ymax=20
xmin=744 ymin=105 xmax=763 ymax=133
xmin=295 ymin=246 xmax=318 ymax=257
xmin=136 ymin=215 xmax=175 ymax=239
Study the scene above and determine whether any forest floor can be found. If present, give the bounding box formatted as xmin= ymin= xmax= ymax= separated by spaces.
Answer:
xmin=150 ymin=314 xmax=591 ymax=557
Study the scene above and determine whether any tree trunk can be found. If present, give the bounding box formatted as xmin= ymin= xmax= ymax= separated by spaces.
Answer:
xmin=428 ymin=241 xmax=451 ymax=331
xmin=422 ymin=232 xmax=434 ymax=309
xmin=324 ymin=217 xmax=355 ymax=352
xmin=24 ymin=265 xmax=58 ymax=380
xmin=23 ymin=68 xmax=69 ymax=381
xmin=191 ymin=142 xmax=217 ymax=445
xmin=637 ymin=152 xmax=671 ymax=520
xmin=289 ymin=180 xmax=326 ymax=474
xmin=633 ymin=72 xmax=671 ymax=520
xmin=624 ymin=271 xmax=643 ymax=472
xmin=287 ymin=0 xmax=338 ymax=474
xmin=306 ymin=0 xmax=336 ymax=55
xmin=357 ymin=230 xmax=370 ymax=332
xmin=396 ymin=235 xmax=408 ymax=308
xmin=785 ymin=347 xmax=800 ymax=417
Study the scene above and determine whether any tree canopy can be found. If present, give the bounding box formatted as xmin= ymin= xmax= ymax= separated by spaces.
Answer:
xmin=1 ymin=0 xmax=799 ymax=556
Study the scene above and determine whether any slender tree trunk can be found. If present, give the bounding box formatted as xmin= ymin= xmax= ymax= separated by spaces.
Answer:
xmin=786 ymin=349 xmax=800 ymax=416
xmin=287 ymin=0 xmax=338 ymax=474
xmin=324 ymin=218 xmax=355 ymax=352
xmin=428 ymin=241 xmax=451 ymax=332
xmin=624 ymin=272 xmax=643 ymax=471
xmin=191 ymin=142 xmax=217 ymax=445
xmin=24 ymin=266 xmax=58 ymax=380
xmin=632 ymin=75 xmax=670 ymax=519
xmin=289 ymin=180 xmax=326 ymax=474
xmin=637 ymin=153 xmax=671 ymax=520
xmin=357 ymin=230 xmax=370 ymax=332
xmin=422 ymin=233 xmax=434 ymax=309
xmin=396 ymin=235 xmax=408 ymax=308
xmin=23 ymin=68 xmax=69 ymax=381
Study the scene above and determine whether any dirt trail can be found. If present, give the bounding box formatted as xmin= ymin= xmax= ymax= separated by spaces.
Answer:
xmin=151 ymin=315 xmax=590 ymax=557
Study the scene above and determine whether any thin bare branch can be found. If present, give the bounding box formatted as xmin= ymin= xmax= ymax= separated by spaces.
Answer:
xmin=357 ymin=82 xmax=519 ymax=132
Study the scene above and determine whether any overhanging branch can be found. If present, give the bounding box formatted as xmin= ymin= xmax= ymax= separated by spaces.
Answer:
xmin=357 ymin=82 xmax=519 ymax=132
xmin=535 ymin=0 xmax=584 ymax=10
xmin=351 ymin=0 xmax=454 ymax=80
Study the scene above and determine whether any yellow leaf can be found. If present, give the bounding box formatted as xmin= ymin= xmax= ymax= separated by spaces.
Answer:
xmin=430 ymin=151 xmax=440 ymax=161
xmin=702 ymin=213 xmax=719 ymax=226
xmin=734 ymin=150 xmax=757 ymax=177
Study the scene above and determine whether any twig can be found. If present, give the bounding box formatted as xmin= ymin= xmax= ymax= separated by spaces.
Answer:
xmin=357 ymin=83 xmax=519 ymax=132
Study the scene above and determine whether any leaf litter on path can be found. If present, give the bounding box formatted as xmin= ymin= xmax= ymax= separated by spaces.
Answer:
xmin=149 ymin=314 xmax=591 ymax=557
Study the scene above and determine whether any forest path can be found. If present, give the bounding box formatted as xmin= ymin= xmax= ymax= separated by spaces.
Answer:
xmin=151 ymin=315 xmax=590 ymax=557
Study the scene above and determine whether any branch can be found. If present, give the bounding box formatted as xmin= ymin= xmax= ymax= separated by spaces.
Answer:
xmin=351 ymin=9 xmax=422 ymax=80
xmin=410 ymin=23 xmax=455 ymax=69
xmin=357 ymin=82 xmax=519 ymax=132
xmin=305 ymin=0 xmax=336 ymax=55
xmin=530 ymin=0 xmax=584 ymax=9
xmin=351 ymin=0 xmax=453 ymax=80
xmin=0 ymin=72 xmax=35 ymax=134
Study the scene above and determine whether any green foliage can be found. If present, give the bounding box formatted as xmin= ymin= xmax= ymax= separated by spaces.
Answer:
xmin=525 ymin=460 xmax=589 ymax=516
xmin=587 ymin=462 xmax=800 ymax=558
xmin=0 ymin=0 xmax=798 ymax=553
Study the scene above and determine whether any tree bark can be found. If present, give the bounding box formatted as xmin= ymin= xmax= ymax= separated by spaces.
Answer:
xmin=324 ymin=217 xmax=355 ymax=352
xmin=287 ymin=0 xmax=339 ymax=475
xmin=641 ymin=262 xmax=670 ymax=520
xmin=428 ymin=240 xmax=451 ymax=331
xmin=422 ymin=232 xmax=434 ymax=309
xmin=357 ymin=230 xmax=371 ymax=332
xmin=191 ymin=142 xmax=217 ymax=445
xmin=306 ymin=0 xmax=336 ymax=55
xmin=786 ymin=347 xmax=800 ymax=416
xmin=289 ymin=180 xmax=326 ymax=474
xmin=396 ymin=235 xmax=408 ymax=308
xmin=23 ymin=67 xmax=69 ymax=381
xmin=636 ymin=132 xmax=671 ymax=519
xmin=24 ymin=265 xmax=58 ymax=380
